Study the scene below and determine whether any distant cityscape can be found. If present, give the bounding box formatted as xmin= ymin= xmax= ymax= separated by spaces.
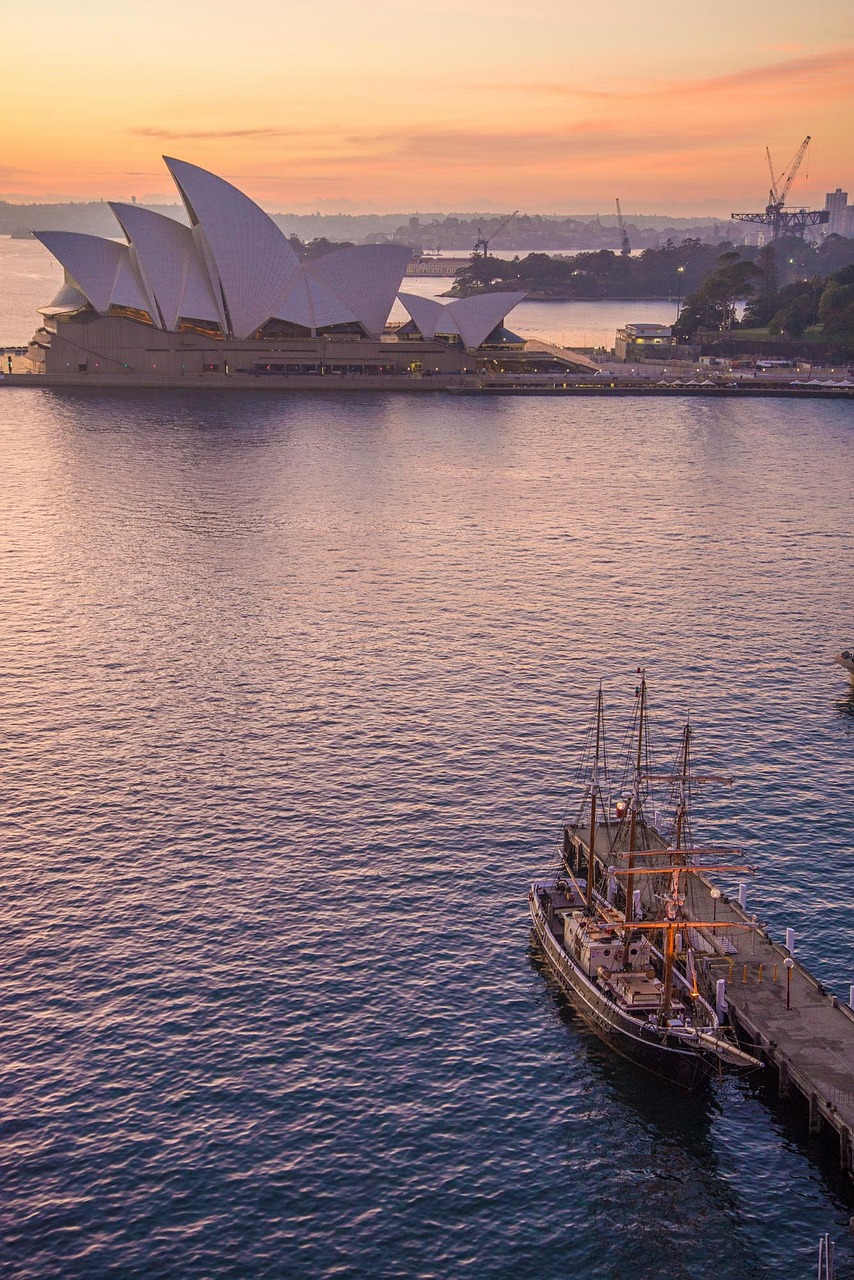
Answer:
xmin=2 ymin=188 xmax=852 ymax=252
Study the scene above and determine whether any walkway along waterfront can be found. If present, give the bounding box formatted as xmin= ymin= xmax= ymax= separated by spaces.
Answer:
xmin=579 ymin=828 xmax=854 ymax=1175
xmin=702 ymin=879 xmax=854 ymax=1176
xmin=1 ymin=366 xmax=853 ymax=398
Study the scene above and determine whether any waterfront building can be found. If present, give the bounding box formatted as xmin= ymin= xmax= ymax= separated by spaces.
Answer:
xmin=22 ymin=158 xmax=593 ymax=387
xmin=614 ymin=322 xmax=674 ymax=361
xmin=404 ymin=256 xmax=472 ymax=277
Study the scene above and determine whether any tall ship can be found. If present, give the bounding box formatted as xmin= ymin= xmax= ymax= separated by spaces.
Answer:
xmin=529 ymin=673 xmax=762 ymax=1090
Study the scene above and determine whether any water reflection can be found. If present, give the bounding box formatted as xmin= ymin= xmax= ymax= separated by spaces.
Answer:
xmin=834 ymin=688 xmax=854 ymax=719
xmin=2 ymin=384 xmax=853 ymax=1280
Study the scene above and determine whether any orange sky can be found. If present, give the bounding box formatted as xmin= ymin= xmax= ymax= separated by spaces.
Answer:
xmin=2 ymin=0 xmax=852 ymax=213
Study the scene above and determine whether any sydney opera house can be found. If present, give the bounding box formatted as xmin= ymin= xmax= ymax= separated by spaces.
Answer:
xmin=23 ymin=158 xmax=593 ymax=388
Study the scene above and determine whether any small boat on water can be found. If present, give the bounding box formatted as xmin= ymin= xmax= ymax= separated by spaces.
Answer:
xmin=834 ymin=650 xmax=854 ymax=682
xmin=529 ymin=673 xmax=763 ymax=1090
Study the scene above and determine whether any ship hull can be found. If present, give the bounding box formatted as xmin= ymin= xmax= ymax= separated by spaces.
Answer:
xmin=529 ymin=884 xmax=717 ymax=1091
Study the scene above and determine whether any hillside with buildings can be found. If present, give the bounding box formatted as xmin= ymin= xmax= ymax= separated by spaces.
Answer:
xmin=3 ymin=187 xmax=852 ymax=251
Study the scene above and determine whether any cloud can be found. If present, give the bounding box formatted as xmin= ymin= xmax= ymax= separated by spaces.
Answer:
xmin=334 ymin=123 xmax=733 ymax=169
xmin=687 ymin=46 xmax=854 ymax=94
xmin=508 ymin=46 xmax=854 ymax=102
xmin=128 ymin=126 xmax=307 ymax=140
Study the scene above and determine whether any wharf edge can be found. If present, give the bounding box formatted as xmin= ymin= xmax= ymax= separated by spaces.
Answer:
xmin=584 ymin=833 xmax=854 ymax=1177
xmin=1 ymin=372 xmax=853 ymax=397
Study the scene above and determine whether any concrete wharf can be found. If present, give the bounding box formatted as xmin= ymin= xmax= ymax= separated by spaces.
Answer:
xmin=2 ymin=370 xmax=853 ymax=397
xmin=573 ymin=825 xmax=854 ymax=1177
xmin=693 ymin=873 xmax=854 ymax=1177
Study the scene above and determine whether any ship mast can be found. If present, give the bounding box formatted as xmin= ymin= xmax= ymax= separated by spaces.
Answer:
xmin=660 ymin=723 xmax=691 ymax=1020
xmin=623 ymin=670 xmax=646 ymax=928
xmin=659 ymin=875 xmax=683 ymax=1021
xmin=674 ymin=722 xmax=691 ymax=858
xmin=661 ymin=722 xmax=719 ymax=1019
xmin=587 ymin=684 xmax=605 ymax=909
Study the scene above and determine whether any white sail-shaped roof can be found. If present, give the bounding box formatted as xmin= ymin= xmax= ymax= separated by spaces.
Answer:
xmin=110 ymin=203 xmax=220 ymax=328
xmin=397 ymin=293 xmax=450 ymax=341
xmin=275 ymin=270 xmax=358 ymax=331
xmin=33 ymin=231 xmax=127 ymax=314
xmin=450 ymin=292 xmax=527 ymax=349
xmin=109 ymin=249 xmax=151 ymax=312
xmin=179 ymin=246 xmax=223 ymax=325
xmin=307 ymin=245 xmax=412 ymax=338
xmin=274 ymin=273 xmax=316 ymax=330
xmin=38 ymin=281 xmax=90 ymax=316
xmin=35 ymin=160 xmax=414 ymax=339
xmin=398 ymin=290 xmax=526 ymax=349
xmin=164 ymin=156 xmax=300 ymax=339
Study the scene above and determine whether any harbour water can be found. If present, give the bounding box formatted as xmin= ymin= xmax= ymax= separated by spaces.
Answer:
xmin=1 ymin=238 xmax=853 ymax=1278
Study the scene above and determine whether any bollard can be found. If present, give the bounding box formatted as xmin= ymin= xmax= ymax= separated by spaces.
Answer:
xmin=758 ymin=964 xmax=763 ymax=984
xmin=786 ymin=927 xmax=796 ymax=954
xmin=728 ymin=960 xmax=734 ymax=984
xmin=742 ymin=964 xmax=748 ymax=985
xmin=737 ymin=883 xmax=747 ymax=909
xmin=773 ymin=963 xmax=778 ymax=983
xmin=716 ymin=978 xmax=727 ymax=1021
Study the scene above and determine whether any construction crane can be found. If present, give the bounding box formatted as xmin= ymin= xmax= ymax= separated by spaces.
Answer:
xmin=731 ymin=135 xmax=829 ymax=240
xmin=615 ymin=198 xmax=631 ymax=256
xmin=474 ymin=210 xmax=518 ymax=259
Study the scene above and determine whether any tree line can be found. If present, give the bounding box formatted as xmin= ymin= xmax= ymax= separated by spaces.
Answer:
xmin=674 ymin=238 xmax=854 ymax=341
xmin=450 ymin=236 xmax=854 ymax=308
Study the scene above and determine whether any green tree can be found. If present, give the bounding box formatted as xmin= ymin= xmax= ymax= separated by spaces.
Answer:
xmin=818 ymin=277 xmax=854 ymax=336
xmin=675 ymin=253 xmax=761 ymax=338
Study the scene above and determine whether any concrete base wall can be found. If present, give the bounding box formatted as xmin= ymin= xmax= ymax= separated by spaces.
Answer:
xmin=33 ymin=315 xmax=481 ymax=381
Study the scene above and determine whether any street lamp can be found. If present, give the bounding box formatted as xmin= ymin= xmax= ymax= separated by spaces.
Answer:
xmin=676 ymin=266 xmax=686 ymax=320
xmin=784 ymin=956 xmax=795 ymax=1010
xmin=710 ymin=886 xmax=721 ymax=921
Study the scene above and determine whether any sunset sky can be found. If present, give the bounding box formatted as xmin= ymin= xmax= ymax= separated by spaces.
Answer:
xmin=2 ymin=0 xmax=852 ymax=213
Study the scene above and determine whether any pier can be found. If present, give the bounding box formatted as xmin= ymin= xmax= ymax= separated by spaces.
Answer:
xmin=577 ymin=820 xmax=854 ymax=1175
xmin=692 ymin=875 xmax=854 ymax=1176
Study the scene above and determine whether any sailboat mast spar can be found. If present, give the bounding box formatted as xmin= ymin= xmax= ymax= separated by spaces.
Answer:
xmin=586 ymin=685 xmax=604 ymax=909
xmin=623 ymin=670 xmax=647 ymax=929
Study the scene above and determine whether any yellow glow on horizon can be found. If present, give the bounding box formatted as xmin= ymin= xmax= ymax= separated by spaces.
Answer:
xmin=2 ymin=0 xmax=852 ymax=212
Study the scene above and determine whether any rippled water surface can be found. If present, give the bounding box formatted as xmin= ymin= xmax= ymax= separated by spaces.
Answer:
xmin=1 ymin=353 xmax=854 ymax=1277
